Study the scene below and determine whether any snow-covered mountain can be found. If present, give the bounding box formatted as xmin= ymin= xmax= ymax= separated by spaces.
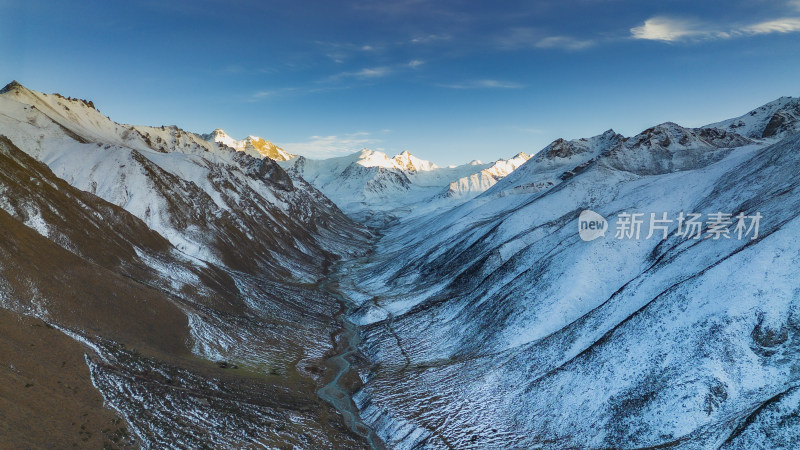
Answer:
xmin=0 ymin=81 xmax=364 ymax=278
xmin=442 ymin=151 xmax=530 ymax=198
xmin=201 ymin=128 xmax=295 ymax=161
xmin=0 ymin=81 xmax=371 ymax=447
xmin=279 ymin=148 xmax=531 ymax=225
xmin=3 ymin=79 xmax=800 ymax=449
xmin=707 ymin=96 xmax=800 ymax=139
xmin=338 ymin=97 xmax=800 ymax=448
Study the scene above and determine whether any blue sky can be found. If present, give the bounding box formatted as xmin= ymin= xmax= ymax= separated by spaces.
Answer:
xmin=2 ymin=0 xmax=800 ymax=164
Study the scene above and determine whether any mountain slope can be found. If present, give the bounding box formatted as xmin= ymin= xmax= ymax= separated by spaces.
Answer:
xmin=442 ymin=152 xmax=529 ymax=199
xmin=0 ymin=83 xmax=372 ymax=447
xmin=0 ymin=81 xmax=367 ymax=280
xmin=5 ymin=80 xmax=799 ymax=448
xmin=707 ymin=96 xmax=800 ymax=139
xmin=339 ymin=104 xmax=800 ymax=448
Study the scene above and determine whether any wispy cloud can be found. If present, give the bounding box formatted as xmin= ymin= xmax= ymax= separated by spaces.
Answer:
xmin=222 ymin=64 xmax=246 ymax=74
xmin=247 ymin=87 xmax=303 ymax=102
xmin=740 ymin=17 xmax=800 ymax=35
xmin=534 ymin=35 xmax=595 ymax=50
xmin=409 ymin=33 xmax=452 ymax=44
xmin=439 ymin=79 xmax=525 ymax=89
xmin=631 ymin=15 xmax=800 ymax=42
xmin=253 ymin=63 xmax=413 ymax=98
xmin=250 ymin=90 xmax=275 ymax=100
xmin=495 ymin=27 xmax=595 ymax=51
xmin=328 ymin=66 xmax=394 ymax=81
xmin=630 ymin=17 xmax=712 ymax=42
xmin=220 ymin=64 xmax=279 ymax=75
xmin=325 ymin=60 xmax=431 ymax=83
xmin=316 ymin=40 xmax=384 ymax=63
xmin=357 ymin=67 xmax=392 ymax=77
xmin=280 ymin=132 xmax=381 ymax=158
xmin=326 ymin=52 xmax=347 ymax=64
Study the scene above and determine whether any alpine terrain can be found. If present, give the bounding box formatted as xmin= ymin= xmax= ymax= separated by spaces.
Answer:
xmin=0 ymin=81 xmax=372 ymax=448
xmin=2 ymin=80 xmax=800 ymax=449
xmin=278 ymin=149 xmax=530 ymax=226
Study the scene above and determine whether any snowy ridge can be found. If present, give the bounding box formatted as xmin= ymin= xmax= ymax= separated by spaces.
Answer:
xmin=0 ymin=81 xmax=367 ymax=279
xmin=279 ymin=148 xmax=531 ymax=226
xmin=201 ymin=128 xmax=295 ymax=161
xmin=443 ymin=151 xmax=530 ymax=198
xmin=0 ymin=82 xmax=372 ymax=447
xmin=706 ymin=96 xmax=800 ymax=139
xmin=339 ymin=100 xmax=800 ymax=448
xmin=4 ymin=78 xmax=800 ymax=448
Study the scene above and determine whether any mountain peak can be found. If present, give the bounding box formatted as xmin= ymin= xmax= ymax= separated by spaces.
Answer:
xmin=392 ymin=150 xmax=437 ymax=172
xmin=352 ymin=148 xmax=395 ymax=168
xmin=203 ymin=129 xmax=294 ymax=161
xmin=0 ymin=80 xmax=25 ymax=94
xmin=706 ymin=95 xmax=800 ymax=139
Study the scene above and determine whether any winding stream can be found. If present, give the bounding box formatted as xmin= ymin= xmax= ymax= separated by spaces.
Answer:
xmin=318 ymin=269 xmax=382 ymax=449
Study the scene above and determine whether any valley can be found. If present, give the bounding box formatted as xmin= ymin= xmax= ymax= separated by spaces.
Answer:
xmin=318 ymin=262 xmax=384 ymax=450
xmin=2 ymin=80 xmax=800 ymax=448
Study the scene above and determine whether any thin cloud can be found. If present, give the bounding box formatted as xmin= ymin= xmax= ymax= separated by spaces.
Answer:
xmin=315 ymin=40 xmax=384 ymax=63
xmin=631 ymin=15 xmax=800 ymax=42
xmin=740 ymin=18 xmax=800 ymax=35
xmin=534 ymin=36 xmax=595 ymax=50
xmin=439 ymin=79 xmax=525 ymax=89
xmin=630 ymin=17 xmax=717 ymax=42
xmin=222 ymin=64 xmax=246 ymax=74
xmin=247 ymin=87 xmax=305 ymax=102
xmin=496 ymin=27 xmax=595 ymax=51
xmin=326 ymin=66 xmax=394 ymax=82
xmin=356 ymin=67 xmax=392 ymax=77
xmin=250 ymin=90 xmax=275 ymax=100
xmin=246 ymin=86 xmax=344 ymax=102
xmin=280 ymin=132 xmax=381 ymax=158
xmin=326 ymin=52 xmax=346 ymax=64
xmin=409 ymin=33 xmax=452 ymax=44
xmin=325 ymin=60 xmax=429 ymax=84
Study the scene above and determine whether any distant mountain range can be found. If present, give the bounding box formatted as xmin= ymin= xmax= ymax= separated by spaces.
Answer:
xmin=201 ymin=128 xmax=296 ymax=161
xmin=1 ymin=79 xmax=800 ymax=448
xmin=278 ymin=148 xmax=530 ymax=226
